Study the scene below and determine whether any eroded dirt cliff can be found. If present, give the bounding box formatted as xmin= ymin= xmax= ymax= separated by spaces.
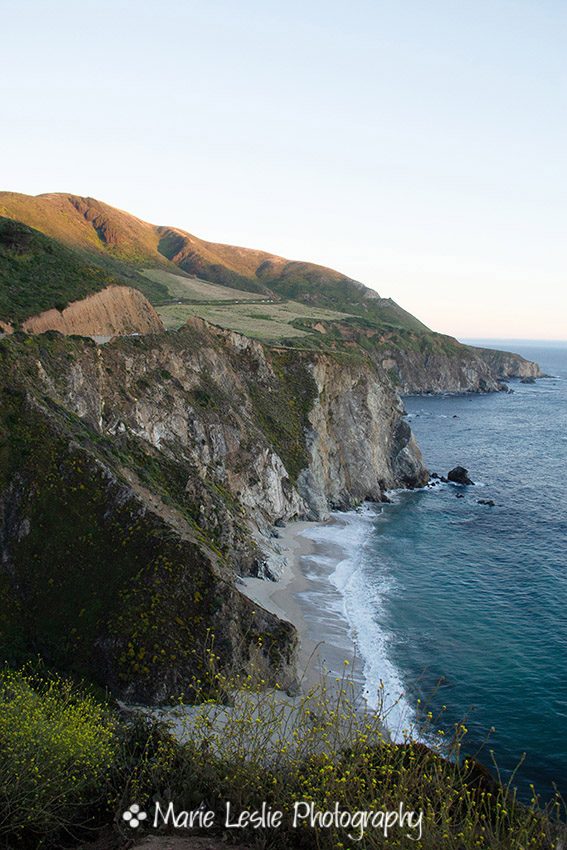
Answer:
xmin=21 ymin=285 xmax=164 ymax=336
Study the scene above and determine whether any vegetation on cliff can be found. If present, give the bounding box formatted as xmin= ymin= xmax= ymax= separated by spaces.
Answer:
xmin=0 ymin=331 xmax=301 ymax=701
xmin=0 ymin=218 xmax=118 ymax=326
xmin=0 ymin=663 xmax=563 ymax=850
xmin=0 ymin=316 xmax=427 ymax=701
xmin=0 ymin=191 xmax=554 ymax=850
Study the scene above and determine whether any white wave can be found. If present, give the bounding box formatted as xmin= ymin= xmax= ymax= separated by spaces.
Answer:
xmin=300 ymin=507 xmax=416 ymax=741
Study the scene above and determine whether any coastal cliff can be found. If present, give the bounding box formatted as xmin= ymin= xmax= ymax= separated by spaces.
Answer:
xmin=0 ymin=191 xmax=546 ymax=706
xmin=0 ymin=194 xmax=543 ymax=398
xmin=0 ymin=319 xmax=426 ymax=701
xmin=298 ymin=355 xmax=424 ymax=517
xmin=377 ymin=335 xmax=542 ymax=394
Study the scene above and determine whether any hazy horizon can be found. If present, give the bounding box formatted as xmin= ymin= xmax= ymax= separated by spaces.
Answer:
xmin=2 ymin=1 xmax=565 ymax=340
xmin=462 ymin=338 xmax=567 ymax=345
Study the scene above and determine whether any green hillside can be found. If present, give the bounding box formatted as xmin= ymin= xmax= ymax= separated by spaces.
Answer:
xmin=0 ymin=218 xmax=117 ymax=325
xmin=0 ymin=192 xmax=428 ymax=333
xmin=0 ymin=192 xmax=541 ymax=392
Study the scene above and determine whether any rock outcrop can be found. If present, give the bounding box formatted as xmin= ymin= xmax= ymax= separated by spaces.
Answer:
xmin=448 ymin=466 xmax=474 ymax=485
xmin=380 ymin=342 xmax=542 ymax=395
xmin=473 ymin=347 xmax=543 ymax=382
xmin=298 ymin=356 xmax=426 ymax=517
xmin=21 ymin=285 xmax=164 ymax=337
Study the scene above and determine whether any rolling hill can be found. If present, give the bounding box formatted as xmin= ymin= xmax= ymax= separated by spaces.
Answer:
xmin=0 ymin=191 xmax=428 ymax=331
xmin=0 ymin=191 xmax=542 ymax=391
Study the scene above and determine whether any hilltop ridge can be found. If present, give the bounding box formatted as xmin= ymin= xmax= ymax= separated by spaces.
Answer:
xmin=0 ymin=191 xmax=428 ymax=329
xmin=0 ymin=191 xmax=542 ymax=392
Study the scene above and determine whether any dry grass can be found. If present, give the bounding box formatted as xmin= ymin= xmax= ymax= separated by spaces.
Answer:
xmin=156 ymin=301 xmax=350 ymax=338
xmin=141 ymin=269 xmax=264 ymax=303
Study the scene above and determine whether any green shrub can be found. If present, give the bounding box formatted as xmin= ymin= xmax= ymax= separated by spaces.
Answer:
xmin=0 ymin=666 xmax=117 ymax=844
xmin=0 ymin=658 xmax=563 ymax=850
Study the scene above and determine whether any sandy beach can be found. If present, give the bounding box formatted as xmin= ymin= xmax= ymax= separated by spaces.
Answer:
xmin=240 ymin=516 xmax=367 ymax=698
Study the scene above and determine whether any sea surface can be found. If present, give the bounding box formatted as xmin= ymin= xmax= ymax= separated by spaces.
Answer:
xmin=300 ymin=341 xmax=567 ymax=802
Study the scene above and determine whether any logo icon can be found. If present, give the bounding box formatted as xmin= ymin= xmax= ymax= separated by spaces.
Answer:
xmin=122 ymin=803 xmax=147 ymax=828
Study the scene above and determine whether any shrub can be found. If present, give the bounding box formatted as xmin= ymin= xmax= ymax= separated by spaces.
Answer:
xmin=0 ymin=656 xmax=564 ymax=849
xmin=150 ymin=655 xmax=565 ymax=850
xmin=0 ymin=666 xmax=117 ymax=845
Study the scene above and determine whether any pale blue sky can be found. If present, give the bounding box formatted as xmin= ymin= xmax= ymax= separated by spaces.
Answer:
xmin=2 ymin=0 xmax=566 ymax=338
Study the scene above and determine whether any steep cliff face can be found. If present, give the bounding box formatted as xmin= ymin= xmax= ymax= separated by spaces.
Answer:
xmin=294 ymin=319 xmax=543 ymax=396
xmin=378 ymin=339 xmax=542 ymax=394
xmin=0 ymin=391 xmax=296 ymax=703
xmin=34 ymin=319 xmax=426 ymax=525
xmin=471 ymin=346 xmax=544 ymax=381
xmin=0 ymin=320 xmax=426 ymax=701
xmin=298 ymin=356 xmax=426 ymax=517
xmin=21 ymin=285 xmax=164 ymax=337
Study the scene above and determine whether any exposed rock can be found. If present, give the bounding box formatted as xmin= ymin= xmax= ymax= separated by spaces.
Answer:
xmin=520 ymin=376 xmax=536 ymax=384
xmin=0 ymin=319 xmax=427 ymax=701
xmin=380 ymin=338 xmax=542 ymax=395
xmin=22 ymin=285 xmax=164 ymax=337
xmin=448 ymin=466 xmax=474 ymax=485
xmin=476 ymin=347 xmax=543 ymax=381
xmin=296 ymin=355 xmax=427 ymax=517
xmin=478 ymin=499 xmax=496 ymax=506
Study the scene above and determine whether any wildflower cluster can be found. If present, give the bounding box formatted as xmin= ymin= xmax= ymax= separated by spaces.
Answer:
xmin=0 ymin=649 xmax=564 ymax=850
xmin=0 ymin=666 xmax=117 ymax=841
xmin=147 ymin=646 xmax=564 ymax=850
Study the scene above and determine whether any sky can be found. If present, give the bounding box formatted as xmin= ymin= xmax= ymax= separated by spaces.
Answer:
xmin=2 ymin=0 xmax=566 ymax=339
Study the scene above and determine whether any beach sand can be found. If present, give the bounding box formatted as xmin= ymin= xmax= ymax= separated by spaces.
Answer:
xmin=240 ymin=517 xmax=366 ymax=698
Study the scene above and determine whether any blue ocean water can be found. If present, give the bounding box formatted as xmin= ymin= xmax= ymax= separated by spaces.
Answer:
xmin=352 ymin=342 xmax=567 ymax=802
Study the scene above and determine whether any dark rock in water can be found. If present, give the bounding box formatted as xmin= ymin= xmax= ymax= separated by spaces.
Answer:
xmin=440 ymin=476 xmax=448 ymax=483
xmin=456 ymin=493 xmax=465 ymax=499
xmin=448 ymin=466 xmax=475 ymax=485
xmin=380 ymin=492 xmax=393 ymax=503
xmin=430 ymin=472 xmax=440 ymax=479
xmin=478 ymin=499 xmax=496 ymax=507
xmin=274 ymin=518 xmax=286 ymax=528
xmin=520 ymin=376 xmax=536 ymax=384
xmin=453 ymin=415 xmax=458 ymax=418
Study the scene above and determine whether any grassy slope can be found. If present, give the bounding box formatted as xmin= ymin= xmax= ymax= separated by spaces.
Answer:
xmin=0 ymin=192 xmax=429 ymax=333
xmin=158 ymin=300 xmax=352 ymax=338
xmin=140 ymin=268 xmax=265 ymax=302
xmin=0 ymin=192 xmax=539 ymax=381
xmin=0 ymin=193 xmax=172 ymax=304
xmin=0 ymin=218 xmax=122 ymax=325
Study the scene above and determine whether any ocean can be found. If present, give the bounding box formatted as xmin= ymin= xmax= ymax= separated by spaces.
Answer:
xmin=299 ymin=341 xmax=567 ymax=803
